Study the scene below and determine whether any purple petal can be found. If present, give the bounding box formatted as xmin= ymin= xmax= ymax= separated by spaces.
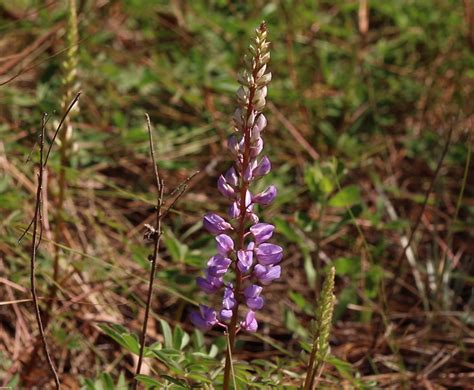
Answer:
xmin=250 ymin=223 xmax=275 ymax=244
xmin=244 ymin=190 xmax=252 ymax=208
xmin=196 ymin=275 xmax=223 ymax=293
xmin=190 ymin=305 xmax=217 ymax=331
xmin=244 ymin=284 xmax=263 ymax=298
xmin=222 ymin=285 xmax=236 ymax=309
xmin=253 ymin=156 xmax=271 ymax=178
xmin=207 ymin=255 xmax=232 ymax=277
xmin=253 ymin=185 xmax=277 ymax=205
xmin=250 ymin=137 xmax=264 ymax=157
xmin=237 ymin=249 xmax=254 ymax=273
xmin=254 ymin=264 xmax=281 ymax=285
xmin=215 ymin=234 xmax=234 ymax=255
xmin=247 ymin=296 xmax=264 ymax=310
xmin=203 ymin=213 xmax=232 ymax=235
xmin=256 ymin=243 xmax=283 ymax=265
xmin=228 ymin=202 xmax=240 ymax=219
xmin=218 ymin=175 xmax=236 ymax=198
xmin=220 ymin=309 xmax=233 ymax=321
xmin=255 ymin=114 xmax=267 ymax=133
xmin=228 ymin=135 xmax=240 ymax=156
xmin=224 ymin=167 xmax=239 ymax=187
xmin=244 ymin=285 xmax=265 ymax=310
xmin=243 ymin=164 xmax=253 ymax=182
xmin=240 ymin=310 xmax=258 ymax=332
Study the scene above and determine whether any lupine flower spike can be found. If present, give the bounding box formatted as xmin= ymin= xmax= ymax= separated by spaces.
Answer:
xmin=190 ymin=22 xmax=280 ymax=360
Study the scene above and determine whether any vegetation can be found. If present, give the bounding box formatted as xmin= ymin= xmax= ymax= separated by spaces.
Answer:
xmin=0 ymin=0 xmax=472 ymax=388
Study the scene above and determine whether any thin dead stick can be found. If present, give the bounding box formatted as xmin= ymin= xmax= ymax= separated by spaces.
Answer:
xmin=166 ymin=170 xmax=199 ymax=199
xmin=25 ymin=114 xmax=52 ymax=163
xmin=44 ymin=91 xmax=81 ymax=165
xmin=134 ymin=114 xmax=165 ymax=388
xmin=18 ymin=92 xmax=81 ymax=244
xmin=30 ymin=114 xmax=61 ymax=389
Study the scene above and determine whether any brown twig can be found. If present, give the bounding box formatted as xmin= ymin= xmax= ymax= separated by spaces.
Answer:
xmin=18 ymin=92 xmax=81 ymax=244
xmin=29 ymin=114 xmax=61 ymax=388
xmin=20 ymin=93 xmax=80 ymax=386
xmin=133 ymin=114 xmax=165 ymax=389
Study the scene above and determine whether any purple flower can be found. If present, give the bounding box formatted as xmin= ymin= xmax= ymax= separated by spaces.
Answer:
xmin=254 ymin=264 xmax=281 ymax=285
xmin=222 ymin=285 xmax=236 ymax=310
xmin=250 ymin=223 xmax=274 ymax=244
xmin=253 ymin=185 xmax=277 ymax=205
xmin=196 ymin=274 xmax=223 ymax=293
xmin=193 ymin=24 xmax=280 ymax=335
xmin=253 ymin=156 xmax=271 ymax=178
xmin=244 ymin=285 xmax=264 ymax=310
xmin=237 ymin=244 xmax=254 ymax=273
xmin=215 ymin=234 xmax=234 ymax=255
xmin=256 ymin=243 xmax=283 ymax=265
xmin=190 ymin=305 xmax=218 ymax=331
xmin=240 ymin=310 xmax=258 ymax=332
xmin=207 ymin=255 xmax=231 ymax=277
xmin=203 ymin=213 xmax=233 ymax=234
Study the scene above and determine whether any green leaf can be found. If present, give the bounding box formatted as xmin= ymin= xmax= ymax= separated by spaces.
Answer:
xmin=329 ymin=185 xmax=361 ymax=207
xmin=173 ymin=325 xmax=190 ymax=350
xmin=333 ymin=256 xmax=360 ymax=276
xmin=161 ymin=375 xmax=187 ymax=387
xmin=159 ymin=319 xmax=173 ymax=349
xmin=122 ymin=333 xmax=140 ymax=355
xmin=100 ymin=373 xmax=114 ymax=390
xmin=99 ymin=324 xmax=139 ymax=355
xmin=163 ymin=230 xmax=187 ymax=262
xmin=135 ymin=374 xmax=163 ymax=388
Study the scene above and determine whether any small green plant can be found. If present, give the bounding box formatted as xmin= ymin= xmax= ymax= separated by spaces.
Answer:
xmin=304 ymin=266 xmax=336 ymax=389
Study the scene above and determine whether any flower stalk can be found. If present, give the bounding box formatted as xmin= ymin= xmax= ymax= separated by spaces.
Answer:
xmin=190 ymin=22 xmax=280 ymax=389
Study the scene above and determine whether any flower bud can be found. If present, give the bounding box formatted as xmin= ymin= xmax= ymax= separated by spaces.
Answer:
xmin=253 ymin=156 xmax=271 ymax=178
xmin=250 ymin=223 xmax=274 ymax=244
xmin=203 ymin=213 xmax=233 ymax=234
xmin=224 ymin=167 xmax=239 ymax=187
xmin=216 ymin=234 xmax=234 ymax=255
xmin=253 ymin=185 xmax=277 ymax=205
xmin=218 ymin=175 xmax=236 ymax=198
